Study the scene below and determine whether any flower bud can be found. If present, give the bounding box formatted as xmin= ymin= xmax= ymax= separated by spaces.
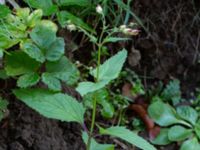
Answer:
xmin=67 ymin=24 xmax=76 ymax=31
xmin=96 ymin=5 xmax=103 ymax=14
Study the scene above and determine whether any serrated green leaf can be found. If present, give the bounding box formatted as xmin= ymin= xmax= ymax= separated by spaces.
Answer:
xmin=148 ymin=101 xmax=181 ymax=126
xmin=57 ymin=11 xmax=95 ymax=33
xmin=0 ymin=4 xmax=11 ymax=18
xmin=56 ymin=0 xmax=90 ymax=6
xmin=45 ymin=37 xmax=65 ymax=61
xmin=42 ymin=73 xmax=61 ymax=91
xmin=5 ymin=51 xmax=40 ymax=76
xmin=82 ymin=132 xmax=114 ymax=150
xmin=151 ymin=128 xmax=171 ymax=145
xmin=100 ymin=126 xmax=156 ymax=150
xmin=46 ymin=56 xmax=79 ymax=85
xmin=77 ymin=49 xmax=127 ymax=96
xmin=180 ymin=138 xmax=200 ymax=150
xmin=17 ymin=72 xmax=40 ymax=88
xmin=13 ymin=88 xmax=85 ymax=123
xmin=177 ymin=106 xmax=198 ymax=125
xmin=30 ymin=24 xmax=56 ymax=49
xmin=24 ymin=0 xmax=58 ymax=16
xmin=90 ymin=49 xmax=127 ymax=81
xmin=22 ymin=41 xmax=45 ymax=63
xmin=168 ymin=125 xmax=192 ymax=142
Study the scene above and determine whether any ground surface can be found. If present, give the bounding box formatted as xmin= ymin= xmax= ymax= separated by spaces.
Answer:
xmin=0 ymin=0 xmax=199 ymax=149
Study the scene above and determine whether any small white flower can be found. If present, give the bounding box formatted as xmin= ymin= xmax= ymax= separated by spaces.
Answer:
xmin=119 ymin=25 xmax=127 ymax=30
xmin=67 ymin=24 xmax=76 ymax=31
xmin=96 ymin=5 xmax=103 ymax=14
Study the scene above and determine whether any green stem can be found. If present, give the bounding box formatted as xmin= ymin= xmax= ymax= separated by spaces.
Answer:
xmin=86 ymin=13 xmax=106 ymax=150
xmin=86 ymin=45 xmax=102 ymax=150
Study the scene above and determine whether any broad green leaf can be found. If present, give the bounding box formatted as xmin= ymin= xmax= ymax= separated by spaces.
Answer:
xmin=177 ymin=106 xmax=198 ymax=125
xmin=14 ymin=88 xmax=85 ymax=124
xmin=195 ymin=119 xmax=200 ymax=139
xmin=103 ymin=37 xmax=130 ymax=43
xmin=161 ymin=79 xmax=181 ymax=105
xmin=56 ymin=0 xmax=90 ymax=6
xmin=30 ymin=24 xmax=56 ymax=49
xmin=151 ymin=128 xmax=171 ymax=145
xmin=22 ymin=41 xmax=45 ymax=63
xmin=82 ymin=132 xmax=114 ymax=150
xmin=148 ymin=101 xmax=181 ymax=126
xmin=78 ymin=50 xmax=127 ymax=96
xmin=42 ymin=73 xmax=61 ymax=91
xmin=0 ymin=97 xmax=8 ymax=121
xmin=76 ymin=80 xmax=109 ymax=96
xmin=24 ymin=0 xmax=58 ymax=16
xmin=5 ymin=51 xmax=40 ymax=76
xmin=17 ymin=72 xmax=40 ymax=88
xmin=90 ymin=49 xmax=127 ymax=81
xmin=57 ymin=11 xmax=95 ymax=33
xmin=180 ymin=138 xmax=200 ymax=150
xmin=168 ymin=125 xmax=193 ymax=142
xmin=100 ymin=126 xmax=156 ymax=150
xmin=46 ymin=56 xmax=79 ymax=85
xmin=45 ymin=37 xmax=65 ymax=61
xmin=0 ymin=4 xmax=11 ymax=18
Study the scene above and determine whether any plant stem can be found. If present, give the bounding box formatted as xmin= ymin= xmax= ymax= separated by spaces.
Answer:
xmin=86 ymin=45 xmax=102 ymax=150
xmin=86 ymin=13 xmax=106 ymax=150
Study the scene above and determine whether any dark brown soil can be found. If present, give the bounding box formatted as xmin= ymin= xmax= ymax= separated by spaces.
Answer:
xmin=0 ymin=98 xmax=85 ymax=150
xmin=1 ymin=0 xmax=199 ymax=150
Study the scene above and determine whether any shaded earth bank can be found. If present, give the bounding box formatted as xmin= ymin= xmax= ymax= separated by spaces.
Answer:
xmin=0 ymin=0 xmax=199 ymax=150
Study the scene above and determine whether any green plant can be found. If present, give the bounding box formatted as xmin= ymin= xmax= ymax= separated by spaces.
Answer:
xmin=0 ymin=4 xmax=156 ymax=150
xmin=148 ymin=100 xmax=200 ymax=149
